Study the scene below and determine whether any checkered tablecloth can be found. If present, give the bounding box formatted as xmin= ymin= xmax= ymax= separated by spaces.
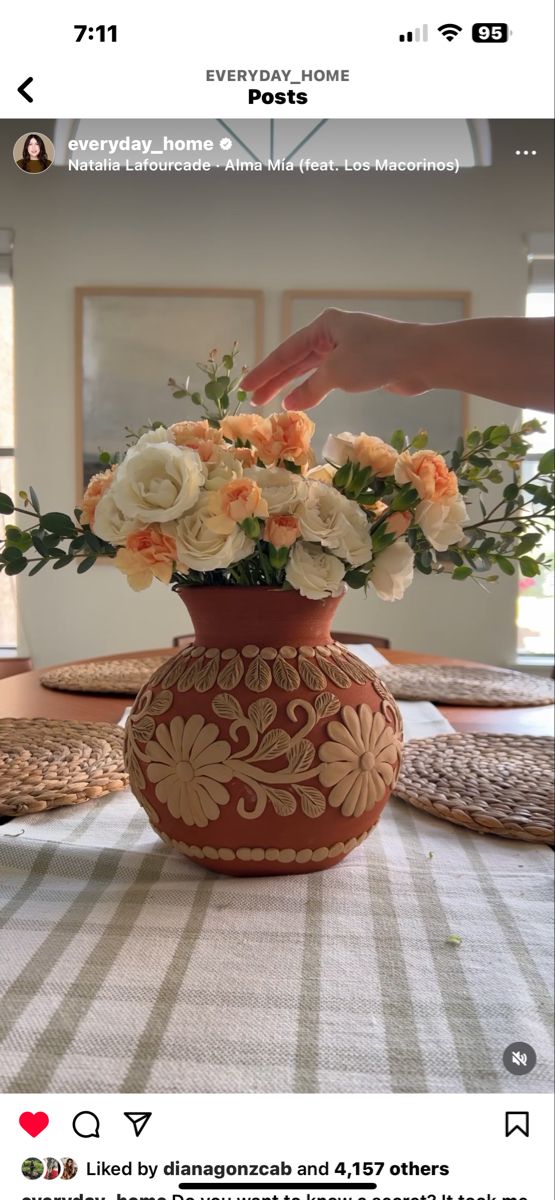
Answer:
xmin=0 ymin=684 xmax=552 ymax=1095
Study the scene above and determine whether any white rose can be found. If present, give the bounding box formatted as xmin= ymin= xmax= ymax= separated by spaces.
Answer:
xmin=93 ymin=489 xmax=141 ymax=545
xmin=416 ymin=495 xmax=468 ymax=551
xmin=322 ymin=431 xmax=356 ymax=466
xmin=306 ymin=462 xmax=337 ymax=485
xmin=285 ymin=541 xmax=345 ymax=600
xmin=371 ymin=540 xmax=415 ymax=601
xmin=297 ymin=482 xmax=372 ymax=567
xmin=110 ymin=442 xmax=204 ymax=525
xmin=203 ymin=447 xmax=243 ymax=491
xmin=245 ymin=466 xmax=307 ymax=514
xmin=129 ymin=426 xmax=175 ymax=450
xmin=171 ymin=500 xmax=254 ymax=573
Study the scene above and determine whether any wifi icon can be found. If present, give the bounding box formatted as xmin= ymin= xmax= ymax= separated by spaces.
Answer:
xmin=438 ymin=23 xmax=463 ymax=40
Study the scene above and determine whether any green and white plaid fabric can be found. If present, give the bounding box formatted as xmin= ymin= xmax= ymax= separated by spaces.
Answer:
xmin=0 ymin=701 xmax=552 ymax=1094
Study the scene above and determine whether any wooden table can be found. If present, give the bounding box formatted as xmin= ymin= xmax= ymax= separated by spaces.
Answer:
xmin=0 ymin=646 xmax=553 ymax=735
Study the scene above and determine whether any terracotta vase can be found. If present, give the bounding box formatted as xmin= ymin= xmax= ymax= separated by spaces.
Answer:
xmin=125 ymin=588 xmax=403 ymax=876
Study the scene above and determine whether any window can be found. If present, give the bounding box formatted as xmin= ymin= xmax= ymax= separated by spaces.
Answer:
xmin=516 ymin=235 xmax=554 ymax=657
xmin=0 ymin=229 xmax=16 ymax=650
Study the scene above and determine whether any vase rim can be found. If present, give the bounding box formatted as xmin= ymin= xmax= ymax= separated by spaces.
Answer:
xmin=176 ymin=585 xmax=347 ymax=597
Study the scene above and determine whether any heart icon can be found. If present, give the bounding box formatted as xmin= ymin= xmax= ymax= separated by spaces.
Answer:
xmin=19 ymin=1111 xmax=49 ymax=1137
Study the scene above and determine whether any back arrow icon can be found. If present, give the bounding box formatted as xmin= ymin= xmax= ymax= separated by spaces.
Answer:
xmin=18 ymin=77 xmax=34 ymax=102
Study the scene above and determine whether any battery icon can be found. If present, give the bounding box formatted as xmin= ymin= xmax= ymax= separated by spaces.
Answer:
xmin=472 ymin=23 xmax=510 ymax=42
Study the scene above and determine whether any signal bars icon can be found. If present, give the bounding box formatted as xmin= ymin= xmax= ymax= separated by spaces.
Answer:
xmin=399 ymin=24 xmax=428 ymax=42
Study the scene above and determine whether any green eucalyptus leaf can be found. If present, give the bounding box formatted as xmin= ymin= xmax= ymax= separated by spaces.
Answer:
xmin=4 ymin=558 xmax=27 ymax=575
xmin=77 ymin=556 xmax=97 ymax=573
xmin=29 ymin=486 xmax=41 ymax=514
xmin=40 ymin=512 xmax=76 ymax=537
xmin=344 ymin=568 xmax=368 ymax=589
xmin=411 ymin=430 xmax=429 ymax=450
xmin=490 ymin=424 xmax=511 ymax=446
xmin=496 ymin=555 xmax=515 ymax=575
xmin=2 ymin=545 xmax=23 ymax=562
xmin=0 ymin=493 xmax=15 ymax=515
xmin=29 ymin=559 xmax=48 ymax=576
xmin=452 ymin=565 xmax=472 ymax=581
xmin=519 ymin=556 xmax=541 ymax=578
xmin=390 ymin=430 xmax=406 ymax=453
xmin=503 ymin=483 xmax=520 ymax=502
xmin=538 ymin=448 xmax=555 ymax=475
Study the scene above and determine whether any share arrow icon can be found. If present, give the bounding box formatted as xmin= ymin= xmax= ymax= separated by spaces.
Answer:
xmin=124 ymin=1112 xmax=152 ymax=1137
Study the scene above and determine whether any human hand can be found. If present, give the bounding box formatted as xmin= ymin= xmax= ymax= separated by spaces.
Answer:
xmin=242 ymin=308 xmax=430 ymax=410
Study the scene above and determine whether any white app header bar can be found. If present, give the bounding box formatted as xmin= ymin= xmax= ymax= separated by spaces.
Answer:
xmin=1 ymin=0 xmax=554 ymax=118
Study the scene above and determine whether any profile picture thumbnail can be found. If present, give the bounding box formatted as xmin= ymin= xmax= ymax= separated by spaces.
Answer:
xmin=61 ymin=1157 xmax=78 ymax=1179
xmin=13 ymin=131 xmax=55 ymax=173
xmin=21 ymin=1157 xmax=44 ymax=1180
xmin=44 ymin=1157 xmax=61 ymax=1180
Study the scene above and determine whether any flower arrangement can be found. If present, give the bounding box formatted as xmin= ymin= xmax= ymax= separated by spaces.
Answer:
xmin=1 ymin=344 xmax=553 ymax=601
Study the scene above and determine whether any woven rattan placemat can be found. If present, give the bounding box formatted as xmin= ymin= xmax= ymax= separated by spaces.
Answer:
xmin=39 ymin=655 xmax=170 ymax=696
xmin=394 ymin=732 xmax=554 ymax=843
xmin=377 ymin=664 xmax=554 ymax=707
xmin=0 ymin=719 xmax=128 ymax=816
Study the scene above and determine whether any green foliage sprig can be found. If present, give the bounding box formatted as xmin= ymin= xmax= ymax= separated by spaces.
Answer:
xmin=168 ymin=341 xmax=247 ymax=425
xmin=0 ymin=488 xmax=115 ymax=576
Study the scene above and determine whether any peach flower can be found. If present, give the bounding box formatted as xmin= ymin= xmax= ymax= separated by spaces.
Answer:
xmin=80 ymin=467 xmax=115 ymax=528
xmin=395 ymin=449 xmax=458 ymax=501
xmin=385 ymin=510 xmax=412 ymax=537
xmin=263 ymin=514 xmax=301 ymax=549
xmin=230 ymin=446 xmax=258 ymax=468
xmin=323 ymin=432 xmax=397 ymax=477
xmin=220 ymin=413 xmax=266 ymax=442
xmin=251 ymin=410 xmax=315 ymax=468
xmin=366 ymin=501 xmax=411 ymax=537
xmin=115 ymin=526 xmax=177 ymax=591
xmin=204 ymin=477 xmax=269 ymax=535
xmin=169 ymin=419 xmax=223 ymax=452
xmin=350 ymin=435 xmax=398 ymax=478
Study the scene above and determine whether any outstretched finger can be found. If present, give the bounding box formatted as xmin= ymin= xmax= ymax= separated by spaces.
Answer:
xmin=282 ymin=365 xmax=333 ymax=411
xmin=249 ymin=352 xmax=323 ymax=407
xmin=242 ymin=323 xmax=323 ymax=392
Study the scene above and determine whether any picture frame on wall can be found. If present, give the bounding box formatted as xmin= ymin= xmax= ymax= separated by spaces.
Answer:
xmin=281 ymin=290 xmax=471 ymax=458
xmin=75 ymin=286 xmax=264 ymax=494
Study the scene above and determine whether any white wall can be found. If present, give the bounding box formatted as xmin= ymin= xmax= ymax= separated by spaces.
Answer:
xmin=1 ymin=120 xmax=553 ymax=667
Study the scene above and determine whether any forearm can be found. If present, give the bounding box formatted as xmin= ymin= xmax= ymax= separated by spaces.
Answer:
xmin=415 ymin=318 xmax=554 ymax=412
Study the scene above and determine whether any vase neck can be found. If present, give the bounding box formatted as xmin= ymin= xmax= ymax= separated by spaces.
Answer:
xmin=178 ymin=587 xmax=343 ymax=649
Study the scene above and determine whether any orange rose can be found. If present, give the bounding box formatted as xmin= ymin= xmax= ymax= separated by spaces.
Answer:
xmin=169 ymin=419 xmax=223 ymax=449
xmin=115 ymin=526 xmax=177 ymax=590
xmin=263 ymin=514 xmax=300 ymax=549
xmin=395 ymin=449 xmax=458 ymax=501
xmin=81 ymin=467 xmax=115 ymax=527
xmin=229 ymin=446 xmax=258 ymax=468
xmin=220 ymin=478 xmax=268 ymax=523
xmin=220 ymin=413 xmax=266 ymax=442
xmin=251 ymin=410 xmax=315 ymax=468
xmin=385 ymin=510 xmax=412 ymax=537
xmin=350 ymin=435 xmax=398 ymax=478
